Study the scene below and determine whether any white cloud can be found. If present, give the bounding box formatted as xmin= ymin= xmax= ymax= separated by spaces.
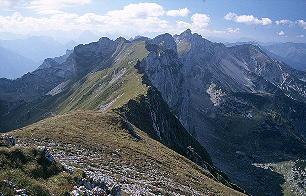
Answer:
xmin=275 ymin=19 xmax=306 ymax=29
xmin=225 ymin=12 xmax=272 ymax=25
xmin=175 ymin=13 xmax=210 ymax=33
xmin=275 ymin=19 xmax=293 ymax=25
xmin=297 ymin=34 xmax=304 ymax=38
xmin=297 ymin=20 xmax=306 ymax=29
xmin=277 ymin=31 xmax=285 ymax=36
xmin=0 ymin=3 xmax=169 ymax=35
xmin=31 ymin=0 xmax=91 ymax=14
xmin=0 ymin=0 xmax=26 ymax=9
xmin=0 ymin=0 xmax=11 ymax=8
xmin=227 ymin=27 xmax=240 ymax=33
xmin=0 ymin=0 xmax=91 ymax=14
xmin=0 ymin=3 xmax=233 ymax=38
xmin=191 ymin=13 xmax=210 ymax=28
xmin=167 ymin=8 xmax=190 ymax=17
xmin=107 ymin=3 xmax=164 ymax=18
xmin=175 ymin=14 xmax=241 ymax=37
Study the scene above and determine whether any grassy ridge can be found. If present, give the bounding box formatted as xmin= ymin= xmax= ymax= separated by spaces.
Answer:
xmin=10 ymin=111 xmax=245 ymax=195
xmin=56 ymin=41 xmax=150 ymax=113
xmin=0 ymin=41 xmax=149 ymax=132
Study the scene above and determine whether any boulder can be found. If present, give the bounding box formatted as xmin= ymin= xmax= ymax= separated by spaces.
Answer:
xmin=43 ymin=148 xmax=55 ymax=163
xmin=6 ymin=135 xmax=15 ymax=146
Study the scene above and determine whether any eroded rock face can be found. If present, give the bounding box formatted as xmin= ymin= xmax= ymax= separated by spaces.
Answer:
xmin=150 ymin=33 xmax=177 ymax=52
xmin=139 ymin=31 xmax=306 ymax=195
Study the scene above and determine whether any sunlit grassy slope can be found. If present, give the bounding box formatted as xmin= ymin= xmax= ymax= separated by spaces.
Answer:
xmin=10 ymin=111 xmax=245 ymax=196
xmin=0 ymin=41 xmax=149 ymax=131
xmin=56 ymin=41 xmax=150 ymax=113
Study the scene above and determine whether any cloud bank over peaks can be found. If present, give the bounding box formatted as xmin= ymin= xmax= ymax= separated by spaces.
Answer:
xmin=0 ymin=2 xmax=239 ymax=38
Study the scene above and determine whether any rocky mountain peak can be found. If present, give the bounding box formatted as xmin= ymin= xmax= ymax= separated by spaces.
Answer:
xmin=130 ymin=35 xmax=150 ymax=42
xmin=98 ymin=36 xmax=112 ymax=43
xmin=179 ymin=29 xmax=192 ymax=37
xmin=38 ymin=58 xmax=60 ymax=70
xmin=151 ymin=33 xmax=177 ymax=52
xmin=175 ymin=29 xmax=214 ymax=57
xmin=176 ymin=29 xmax=208 ymax=42
xmin=115 ymin=36 xmax=130 ymax=44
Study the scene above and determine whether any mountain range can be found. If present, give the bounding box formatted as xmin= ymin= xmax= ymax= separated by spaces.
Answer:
xmin=0 ymin=29 xmax=305 ymax=196
xmin=0 ymin=46 xmax=35 ymax=79
xmin=227 ymin=41 xmax=306 ymax=72
xmin=263 ymin=42 xmax=306 ymax=71
xmin=0 ymin=36 xmax=76 ymax=79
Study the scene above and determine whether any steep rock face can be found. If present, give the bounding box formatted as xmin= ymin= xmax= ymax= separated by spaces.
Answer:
xmin=71 ymin=37 xmax=119 ymax=76
xmin=151 ymin=33 xmax=177 ymax=52
xmin=229 ymin=44 xmax=306 ymax=101
xmin=141 ymin=31 xmax=306 ymax=195
xmin=139 ymin=41 xmax=184 ymax=110
xmin=117 ymin=87 xmax=245 ymax=192
xmin=118 ymin=87 xmax=212 ymax=164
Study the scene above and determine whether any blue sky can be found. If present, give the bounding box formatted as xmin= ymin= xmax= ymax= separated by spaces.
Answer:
xmin=0 ymin=0 xmax=305 ymax=43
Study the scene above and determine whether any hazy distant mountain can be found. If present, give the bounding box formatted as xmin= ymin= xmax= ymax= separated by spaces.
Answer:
xmin=64 ymin=40 xmax=78 ymax=49
xmin=0 ymin=36 xmax=71 ymax=64
xmin=226 ymin=41 xmax=306 ymax=71
xmin=263 ymin=42 xmax=306 ymax=71
xmin=0 ymin=32 xmax=27 ymax=40
xmin=0 ymin=46 xmax=36 ymax=79
xmin=0 ymin=36 xmax=77 ymax=79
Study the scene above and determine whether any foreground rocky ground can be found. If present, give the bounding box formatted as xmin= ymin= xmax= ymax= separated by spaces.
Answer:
xmin=1 ymin=111 xmax=245 ymax=196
